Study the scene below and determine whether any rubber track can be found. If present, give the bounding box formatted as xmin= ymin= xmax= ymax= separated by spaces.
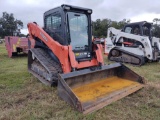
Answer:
xmin=29 ymin=48 xmax=62 ymax=85
xmin=108 ymin=47 xmax=145 ymax=66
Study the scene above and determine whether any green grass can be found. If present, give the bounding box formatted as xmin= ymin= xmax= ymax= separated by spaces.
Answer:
xmin=0 ymin=43 xmax=160 ymax=120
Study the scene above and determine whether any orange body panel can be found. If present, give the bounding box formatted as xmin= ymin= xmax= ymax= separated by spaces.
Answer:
xmin=95 ymin=44 xmax=104 ymax=64
xmin=123 ymin=42 xmax=133 ymax=46
xmin=27 ymin=23 xmax=104 ymax=73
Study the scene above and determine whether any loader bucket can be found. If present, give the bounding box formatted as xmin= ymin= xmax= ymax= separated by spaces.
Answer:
xmin=58 ymin=63 xmax=145 ymax=114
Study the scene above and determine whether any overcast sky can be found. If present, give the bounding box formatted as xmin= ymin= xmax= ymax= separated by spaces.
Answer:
xmin=0 ymin=0 xmax=160 ymax=34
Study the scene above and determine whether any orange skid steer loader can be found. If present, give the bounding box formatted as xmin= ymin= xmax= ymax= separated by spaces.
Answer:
xmin=27 ymin=4 xmax=145 ymax=114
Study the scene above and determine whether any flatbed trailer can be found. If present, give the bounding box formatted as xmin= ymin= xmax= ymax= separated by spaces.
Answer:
xmin=5 ymin=36 xmax=32 ymax=57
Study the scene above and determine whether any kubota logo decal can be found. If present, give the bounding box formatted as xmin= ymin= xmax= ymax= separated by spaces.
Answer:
xmin=40 ymin=32 xmax=47 ymax=42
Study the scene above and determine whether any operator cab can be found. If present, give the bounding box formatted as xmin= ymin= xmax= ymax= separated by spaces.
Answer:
xmin=44 ymin=4 xmax=92 ymax=62
xmin=122 ymin=21 xmax=153 ymax=40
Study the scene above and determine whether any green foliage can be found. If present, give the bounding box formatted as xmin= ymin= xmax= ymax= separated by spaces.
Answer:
xmin=153 ymin=18 xmax=160 ymax=25
xmin=92 ymin=18 xmax=130 ymax=37
xmin=152 ymin=24 xmax=160 ymax=38
xmin=152 ymin=18 xmax=160 ymax=38
xmin=0 ymin=12 xmax=23 ymax=38
xmin=19 ymin=33 xmax=26 ymax=37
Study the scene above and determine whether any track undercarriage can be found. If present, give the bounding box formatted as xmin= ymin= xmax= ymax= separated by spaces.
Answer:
xmin=28 ymin=48 xmax=62 ymax=86
xmin=108 ymin=47 xmax=145 ymax=66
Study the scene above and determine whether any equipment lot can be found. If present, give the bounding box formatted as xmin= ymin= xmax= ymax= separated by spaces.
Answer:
xmin=0 ymin=43 xmax=160 ymax=120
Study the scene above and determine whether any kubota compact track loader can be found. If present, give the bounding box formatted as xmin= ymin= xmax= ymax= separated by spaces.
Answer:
xmin=27 ymin=4 xmax=145 ymax=114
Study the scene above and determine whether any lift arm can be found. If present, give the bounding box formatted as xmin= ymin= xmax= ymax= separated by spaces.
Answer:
xmin=27 ymin=23 xmax=71 ymax=73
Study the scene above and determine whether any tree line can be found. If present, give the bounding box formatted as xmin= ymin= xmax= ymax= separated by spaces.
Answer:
xmin=92 ymin=19 xmax=130 ymax=37
xmin=0 ymin=12 xmax=160 ymax=38
xmin=0 ymin=12 xmax=24 ymax=38
xmin=152 ymin=18 xmax=160 ymax=38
